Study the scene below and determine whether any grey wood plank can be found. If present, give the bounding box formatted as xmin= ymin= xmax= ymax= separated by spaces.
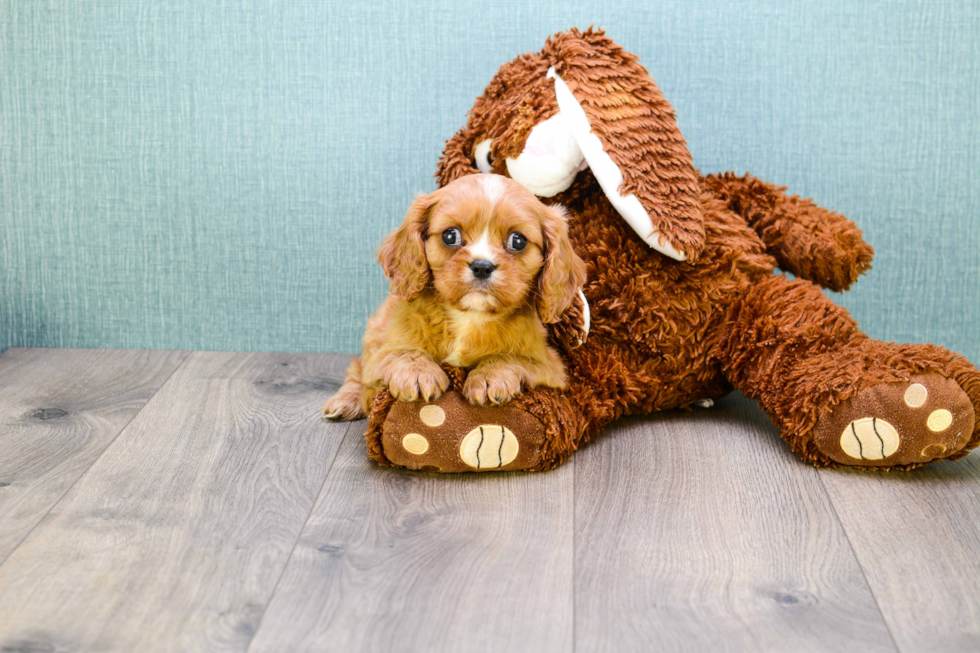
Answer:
xmin=574 ymin=394 xmax=897 ymax=653
xmin=246 ymin=427 xmax=574 ymax=653
xmin=0 ymin=351 xmax=354 ymax=653
xmin=820 ymin=452 xmax=980 ymax=651
xmin=0 ymin=347 xmax=189 ymax=563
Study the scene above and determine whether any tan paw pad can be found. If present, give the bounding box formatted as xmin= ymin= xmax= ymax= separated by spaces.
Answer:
xmin=418 ymin=404 xmax=445 ymax=427
xmin=927 ymin=409 xmax=952 ymax=432
xmin=459 ymin=425 xmax=519 ymax=469
xmin=921 ymin=443 xmax=946 ymax=458
xmin=904 ymin=383 xmax=928 ymax=408
xmin=402 ymin=433 xmax=430 ymax=455
xmin=840 ymin=418 xmax=900 ymax=460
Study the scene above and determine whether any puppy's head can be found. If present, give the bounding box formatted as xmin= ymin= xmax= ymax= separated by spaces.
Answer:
xmin=378 ymin=174 xmax=585 ymax=323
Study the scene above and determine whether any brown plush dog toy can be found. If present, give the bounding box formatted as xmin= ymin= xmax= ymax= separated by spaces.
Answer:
xmin=357 ymin=27 xmax=979 ymax=473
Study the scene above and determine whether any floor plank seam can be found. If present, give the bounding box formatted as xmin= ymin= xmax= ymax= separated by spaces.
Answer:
xmin=572 ymin=455 xmax=577 ymax=653
xmin=243 ymin=419 xmax=359 ymax=653
xmin=816 ymin=472 xmax=903 ymax=653
xmin=0 ymin=350 xmax=193 ymax=570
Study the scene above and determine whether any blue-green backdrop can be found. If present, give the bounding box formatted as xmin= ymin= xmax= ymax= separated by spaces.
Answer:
xmin=2 ymin=0 xmax=978 ymax=360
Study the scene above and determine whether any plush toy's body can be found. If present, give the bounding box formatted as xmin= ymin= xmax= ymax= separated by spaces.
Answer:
xmin=360 ymin=28 xmax=979 ymax=473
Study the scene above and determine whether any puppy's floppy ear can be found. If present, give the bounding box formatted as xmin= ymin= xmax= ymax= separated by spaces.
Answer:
xmin=542 ymin=28 xmax=705 ymax=262
xmin=377 ymin=192 xmax=435 ymax=301
xmin=536 ymin=204 xmax=587 ymax=324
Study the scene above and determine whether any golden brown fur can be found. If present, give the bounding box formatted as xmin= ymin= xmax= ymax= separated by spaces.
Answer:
xmin=323 ymin=174 xmax=585 ymax=419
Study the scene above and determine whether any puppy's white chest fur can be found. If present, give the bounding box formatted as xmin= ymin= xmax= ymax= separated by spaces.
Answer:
xmin=443 ymin=308 xmax=495 ymax=368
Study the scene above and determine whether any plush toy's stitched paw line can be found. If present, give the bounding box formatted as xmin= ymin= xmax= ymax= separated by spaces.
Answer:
xmin=813 ymin=373 xmax=975 ymax=467
xmin=839 ymin=417 xmax=899 ymax=460
xmin=459 ymin=425 xmax=520 ymax=469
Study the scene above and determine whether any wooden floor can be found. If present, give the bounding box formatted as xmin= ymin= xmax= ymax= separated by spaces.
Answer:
xmin=1 ymin=349 xmax=978 ymax=652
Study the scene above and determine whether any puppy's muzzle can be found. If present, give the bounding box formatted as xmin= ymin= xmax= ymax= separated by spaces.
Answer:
xmin=470 ymin=259 xmax=496 ymax=281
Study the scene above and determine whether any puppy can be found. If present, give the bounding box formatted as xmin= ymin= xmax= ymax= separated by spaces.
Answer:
xmin=323 ymin=173 xmax=586 ymax=420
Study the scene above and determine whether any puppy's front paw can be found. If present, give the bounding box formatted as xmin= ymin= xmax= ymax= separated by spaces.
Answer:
xmin=464 ymin=366 xmax=523 ymax=406
xmin=322 ymin=393 xmax=364 ymax=421
xmin=387 ymin=358 xmax=449 ymax=403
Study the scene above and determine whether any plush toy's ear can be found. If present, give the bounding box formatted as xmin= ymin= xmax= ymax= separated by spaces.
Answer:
xmin=542 ymin=28 xmax=705 ymax=262
xmin=377 ymin=193 xmax=434 ymax=300
xmin=536 ymin=203 xmax=587 ymax=324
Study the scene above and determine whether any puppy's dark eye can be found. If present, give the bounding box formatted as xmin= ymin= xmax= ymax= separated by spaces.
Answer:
xmin=506 ymin=233 xmax=527 ymax=252
xmin=442 ymin=228 xmax=461 ymax=247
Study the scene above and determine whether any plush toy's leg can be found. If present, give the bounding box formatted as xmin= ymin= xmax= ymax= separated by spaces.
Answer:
xmin=720 ymin=274 xmax=980 ymax=469
xmin=702 ymin=172 xmax=874 ymax=292
xmin=364 ymin=366 xmax=588 ymax=473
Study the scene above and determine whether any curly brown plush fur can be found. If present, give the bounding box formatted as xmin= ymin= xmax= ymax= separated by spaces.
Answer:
xmin=361 ymin=28 xmax=979 ymax=472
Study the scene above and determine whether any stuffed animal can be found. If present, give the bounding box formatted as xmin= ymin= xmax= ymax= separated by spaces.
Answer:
xmin=358 ymin=27 xmax=979 ymax=473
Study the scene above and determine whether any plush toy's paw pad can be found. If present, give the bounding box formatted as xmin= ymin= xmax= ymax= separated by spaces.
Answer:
xmin=459 ymin=425 xmax=520 ymax=469
xmin=380 ymin=391 xmax=545 ymax=472
xmin=838 ymin=418 xmax=900 ymax=460
xmin=813 ymin=374 xmax=975 ymax=467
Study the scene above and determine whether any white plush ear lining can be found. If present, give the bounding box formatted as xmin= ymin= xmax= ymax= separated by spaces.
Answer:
xmin=547 ymin=67 xmax=687 ymax=262
xmin=577 ymin=288 xmax=590 ymax=347
xmin=503 ymin=113 xmax=588 ymax=197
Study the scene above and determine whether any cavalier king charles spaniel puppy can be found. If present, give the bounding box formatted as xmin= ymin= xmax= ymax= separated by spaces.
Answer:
xmin=323 ymin=173 xmax=586 ymax=420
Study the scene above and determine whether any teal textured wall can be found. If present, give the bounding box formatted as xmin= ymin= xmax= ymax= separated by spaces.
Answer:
xmin=2 ymin=0 xmax=978 ymax=360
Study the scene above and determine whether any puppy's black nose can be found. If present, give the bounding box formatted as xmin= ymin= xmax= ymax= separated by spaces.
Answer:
xmin=470 ymin=259 xmax=496 ymax=280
